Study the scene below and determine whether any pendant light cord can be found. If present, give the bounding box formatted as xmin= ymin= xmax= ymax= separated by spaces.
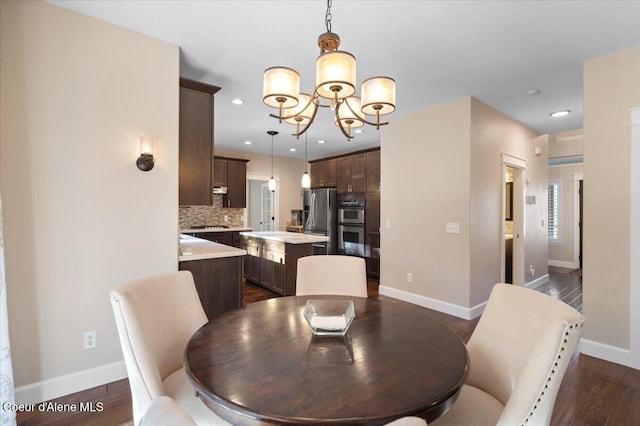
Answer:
xmin=304 ymin=133 xmax=308 ymax=172
xmin=271 ymin=134 xmax=274 ymax=176
xmin=325 ymin=0 xmax=332 ymax=32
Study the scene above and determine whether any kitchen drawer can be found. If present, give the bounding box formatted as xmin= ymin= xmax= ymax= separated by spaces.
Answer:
xmin=263 ymin=240 xmax=285 ymax=254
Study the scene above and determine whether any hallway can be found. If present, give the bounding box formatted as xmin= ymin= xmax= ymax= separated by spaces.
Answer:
xmin=530 ymin=266 xmax=583 ymax=312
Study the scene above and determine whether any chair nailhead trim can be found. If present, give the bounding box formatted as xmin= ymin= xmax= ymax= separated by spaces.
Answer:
xmin=522 ymin=321 xmax=583 ymax=425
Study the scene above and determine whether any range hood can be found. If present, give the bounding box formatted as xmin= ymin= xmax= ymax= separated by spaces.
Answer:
xmin=213 ymin=186 xmax=228 ymax=194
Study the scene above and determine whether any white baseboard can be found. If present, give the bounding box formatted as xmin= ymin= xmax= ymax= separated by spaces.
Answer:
xmin=14 ymin=360 xmax=127 ymax=405
xmin=379 ymin=286 xmax=486 ymax=320
xmin=525 ymin=274 xmax=550 ymax=288
xmin=548 ymin=259 xmax=578 ymax=269
xmin=581 ymin=339 xmax=639 ymax=370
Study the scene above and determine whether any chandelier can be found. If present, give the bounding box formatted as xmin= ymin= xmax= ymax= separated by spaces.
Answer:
xmin=262 ymin=0 xmax=396 ymax=141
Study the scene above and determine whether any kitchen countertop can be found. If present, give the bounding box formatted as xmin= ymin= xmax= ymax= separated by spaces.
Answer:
xmin=181 ymin=226 xmax=253 ymax=233
xmin=239 ymin=231 xmax=329 ymax=244
xmin=179 ymin=234 xmax=246 ymax=261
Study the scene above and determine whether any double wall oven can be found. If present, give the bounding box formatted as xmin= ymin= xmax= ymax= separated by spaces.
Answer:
xmin=338 ymin=196 xmax=366 ymax=256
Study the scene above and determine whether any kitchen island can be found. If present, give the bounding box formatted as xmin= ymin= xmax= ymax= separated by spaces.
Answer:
xmin=239 ymin=231 xmax=329 ymax=296
xmin=178 ymin=234 xmax=246 ymax=319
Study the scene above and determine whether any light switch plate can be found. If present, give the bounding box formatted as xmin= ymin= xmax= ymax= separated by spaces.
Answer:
xmin=446 ymin=222 xmax=460 ymax=233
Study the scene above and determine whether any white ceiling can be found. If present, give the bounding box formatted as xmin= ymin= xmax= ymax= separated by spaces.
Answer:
xmin=49 ymin=0 xmax=640 ymax=161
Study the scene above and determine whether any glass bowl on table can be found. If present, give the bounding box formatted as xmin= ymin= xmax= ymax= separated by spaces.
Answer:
xmin=303 ymin=299 xmax=355 ymax=336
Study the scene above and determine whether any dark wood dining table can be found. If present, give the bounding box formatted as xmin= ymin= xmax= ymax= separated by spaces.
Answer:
xmin=184 ymin=296 xmax=468 ymax=425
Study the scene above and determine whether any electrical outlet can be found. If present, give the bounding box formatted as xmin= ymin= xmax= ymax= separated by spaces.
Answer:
xmin=407 ymin=272 xmax=413 ymax=283
xmin=386 ymin=219 xmax=392 ymax=229
xmin=224 ymin=215 xmax=229 ymax=222
xmin=529 ymin=265 xmax=535 ymax=276
xmin=446 ymin=222 xmax=460 ymax=233
xmin=83 ymin=330 xmax=96 ymax=350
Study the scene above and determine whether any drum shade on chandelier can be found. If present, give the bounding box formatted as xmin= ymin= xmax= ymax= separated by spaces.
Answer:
xmin=262 ymin=0 xmax=396 ymax=141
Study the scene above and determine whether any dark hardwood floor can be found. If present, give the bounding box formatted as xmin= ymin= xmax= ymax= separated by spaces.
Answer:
xmin=17 ymin=274 xmax=640 ymax=425
xmin=532 ymin=266 xmax=583 ymax=312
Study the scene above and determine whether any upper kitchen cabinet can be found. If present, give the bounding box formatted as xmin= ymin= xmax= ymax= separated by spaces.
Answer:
xmin=337 ymin=153 xmax=367 ymax=193
xmin=214 ymin=156 xmax=249 ymax=208
xmin=179 ymin=78 xmax=221 ymax=206
xmin=212 ymin=157 xmax=228 ymax=188
xmin=310 ymin=158 xmax=337 ymax=188
xmin=366 ymin=150 xmax=381 ymax=192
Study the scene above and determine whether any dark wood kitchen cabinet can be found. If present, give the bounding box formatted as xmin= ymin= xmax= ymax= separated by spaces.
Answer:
xmin=226 ymin=159 xmax=248 ymax=208
xmin=337 ymin=153 xmax=367 ymax=193
xmin=310 ymin=158 xmax=337 ymax=188
xmin=179 ymin=78 xmax=220 ymax=206
xmin=188 ymin=231 xmax=243 ymax=248
xmin=241 ymin=236 xmax=312 ymax=296
xmin=179 ymin=256 xmax=242 ymax=320
xmin=212 ymin=157 xmax=227 ymax=188
xmin=213 ymin=156 xmax=249 ymax=208
xmin=366 ymin=191 xmax=381 ymax=278
xmin=366 ymin=150 xmax=381 ymax=192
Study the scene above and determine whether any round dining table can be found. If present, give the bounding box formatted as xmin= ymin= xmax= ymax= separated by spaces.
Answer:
xmin=184 ymin=296 xmax=468 ymax=425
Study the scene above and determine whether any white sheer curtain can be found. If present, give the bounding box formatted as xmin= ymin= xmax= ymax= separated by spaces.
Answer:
xmin=0 ymin=194 xmax=16 ymax=425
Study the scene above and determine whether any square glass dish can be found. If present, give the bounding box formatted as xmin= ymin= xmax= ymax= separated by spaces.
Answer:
xmin=303 ymin=299 xmax=355 ymax=336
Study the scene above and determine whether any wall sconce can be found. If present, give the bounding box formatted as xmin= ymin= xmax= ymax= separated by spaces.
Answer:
xmin=137 ymin=137 xmax=155 ymax=171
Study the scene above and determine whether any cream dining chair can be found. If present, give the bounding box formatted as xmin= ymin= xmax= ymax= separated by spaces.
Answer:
xmin=110 ymin=271 xmax=228 ymax=425
xmin=296 ymin=255 xmax=368 ymax=297
xmin=140 ymin=396 xmax=196 ymax=426
xmin=432 ymin=283 xmax=585 ymax=426
xmin=141 ymin=395 xmax=427 ymax=426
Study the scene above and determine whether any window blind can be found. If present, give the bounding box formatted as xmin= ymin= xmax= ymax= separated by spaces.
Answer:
xmin=548 ymin=181 xmax=560 ymax=242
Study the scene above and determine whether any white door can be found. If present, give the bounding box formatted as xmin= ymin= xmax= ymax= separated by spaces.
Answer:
xmin=261 ymin=183 xmax=274 ymax=231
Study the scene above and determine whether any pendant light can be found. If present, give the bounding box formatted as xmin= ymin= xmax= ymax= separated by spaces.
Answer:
xmin=301 ymin=133 xmax=311 ymax=189
xmin=268 ymin=130 xmax=278 ymax=192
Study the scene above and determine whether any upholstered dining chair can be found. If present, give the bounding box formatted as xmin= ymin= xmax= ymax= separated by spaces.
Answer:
xmin=432 ymin=283 xmax=585 ymax=426
xmin=110 ymin=271 xmax=228 ymax=425
xmin=385 ymin=417 xmax=428 ymax=425
xmin=296 ymin=255 xmax=368 ymax=298
xmin=140 ymin=395 xmax=428 ymax=426
xmin=140 ymin=396 xmax=196 ymax=426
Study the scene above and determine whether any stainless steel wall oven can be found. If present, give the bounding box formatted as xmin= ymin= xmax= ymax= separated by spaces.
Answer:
xmin=337 ymin=196 xmax=365 ymax=255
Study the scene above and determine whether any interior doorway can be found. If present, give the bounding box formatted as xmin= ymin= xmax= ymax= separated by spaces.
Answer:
xmin=565 ymin=171 xmax=584 ymax=271
xmin=246 ymin=175 xmax=279 ymax=231
xmin=501 ymin=154 xmax=526 ymax=286
xmin=578 ymin=179 xmax=583 ymax=269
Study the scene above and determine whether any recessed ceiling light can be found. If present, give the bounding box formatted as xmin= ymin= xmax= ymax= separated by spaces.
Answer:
xmin=244 ymin=140 xmax=252 ymax=145
xmin=289 ymin=148 xmax=296 ymax=152
xmin=318 ymin=140 xmax=326 ymax=144
xmin=354 ymin=129 xmax=363 ymax=134
xmin=550 ymin=110 xmax=570 ymax=118
xmin=526 ymin=88 xmax=541 ymax=96
xmin=231 ymin=98 xmax=244 ymax=105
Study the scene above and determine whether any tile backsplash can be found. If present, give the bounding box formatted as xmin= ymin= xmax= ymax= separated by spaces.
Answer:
xmin=179 ymin=195 xmax=245 ymax=229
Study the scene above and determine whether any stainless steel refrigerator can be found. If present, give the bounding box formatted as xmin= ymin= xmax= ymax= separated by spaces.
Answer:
xmin=303 ymin=188 xmax=337 ymax=254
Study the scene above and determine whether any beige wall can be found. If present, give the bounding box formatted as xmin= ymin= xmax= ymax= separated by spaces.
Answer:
xmin=381 ymin=97 xmax=472 ymax=308
xmin=549 ymin=129 xmax=584 ymax=158
xmin=215 ymin=148 xmax=306 ymax=230
xmin=548 ymin=163 xmax=583 ymax=266
xmin=583 ymin=45 xmax=640 ymax=351
xmin=381 ymin=96 xmax=545 ymax=316
xmin=469 ymin=99 xmax=547 ymax=305
xmin=0 ymin=0 xmax=179 ymax=402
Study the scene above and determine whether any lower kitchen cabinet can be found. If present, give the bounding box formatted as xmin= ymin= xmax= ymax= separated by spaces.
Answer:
xmin=179 ymin=255 xmax=243 ymax=320
xmin=365 ymin=191 xmax=380 ymax=278
xmin=186 ymin=231 xmax=243 ymax=248
xmin=241 ymin=236 xmax=312 ymax=296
